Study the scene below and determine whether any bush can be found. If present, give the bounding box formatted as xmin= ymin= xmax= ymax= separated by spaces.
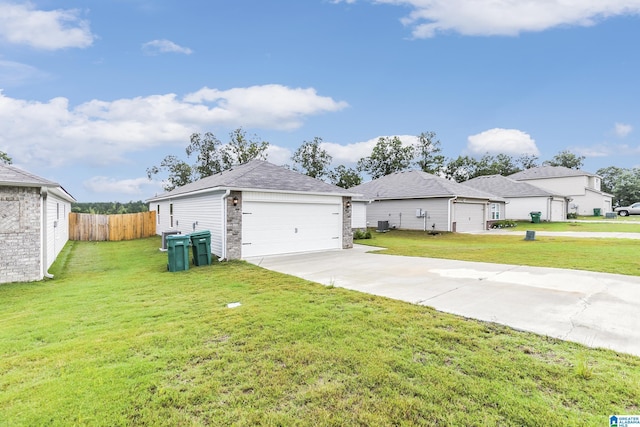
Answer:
xmin=567 ymin=212 xmax=578 ymax=219
xmin=491 ymin=220 xmax=517 ymax=229
xmin=353 ymin=229 xmax=372 ymax=240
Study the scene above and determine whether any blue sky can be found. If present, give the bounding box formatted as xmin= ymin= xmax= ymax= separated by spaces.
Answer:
xmin=1 ymin=0 xmax=639 ymax=202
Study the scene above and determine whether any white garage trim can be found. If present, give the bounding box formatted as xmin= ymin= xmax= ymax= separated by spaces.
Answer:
xmin=453 ymin=202 xmax=486 ymax=232
xmin=241 ymin=192 xmax=343 ymax=258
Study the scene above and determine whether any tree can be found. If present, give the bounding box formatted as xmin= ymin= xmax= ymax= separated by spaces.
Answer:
xmin=147 ymin=128 xmax=269 ymax=192
xmin=220 ymin=128 xmax=269 ymax=168
xmin=596 ymin=166 xmax=624 ymax=195
xmin=357 ymin=136 xmax=414 ymax=179
xmin=442 ymin=155 xmax=479 ymax=182
xmin=413 ymin=131 xmax=445 ymax=175
xmin=186 ymin=132 xmax=223 ymax=179
xmin=517 ymin=154 xmax=539 ymax=170
xmin=543 ymin=150 xmax=585 ymax=169
xmin=291 ymin=137 xmax=332 ymax=179
xmin=329 ymin=165 xmax=362 ymax=189
xmin=146 ymin=155 xmax=193 ymax=192
xmin=475 ymin=153 xmax=522 ymax=177
xmin=596 ymin=166 xmax=640 ymax=206
xmin=0 ymin=151 xmax=12 ymax=164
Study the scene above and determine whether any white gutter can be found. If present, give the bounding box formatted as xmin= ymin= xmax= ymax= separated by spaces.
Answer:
xmin=447 ymin=196 xmax=457 ymax=232
xmin=221 ymin=190 xmax=231 ymax=260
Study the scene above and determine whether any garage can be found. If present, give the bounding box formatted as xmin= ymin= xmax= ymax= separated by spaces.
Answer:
xmin=241 ymin=193 xmax=343 ymax=258
xmin=147 ymin=160 xmax=356 ymax=260
xmin=454 ymin=202 xmax=486 ymax=232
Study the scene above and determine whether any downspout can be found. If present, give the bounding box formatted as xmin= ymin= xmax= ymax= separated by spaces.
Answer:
xmin=447 ymin=196 xmax=457 ymax=232
xmin=221 ymin=189 xmax=231 ymax=260
xmin=41 ymin=188 xmax=54 ymax=279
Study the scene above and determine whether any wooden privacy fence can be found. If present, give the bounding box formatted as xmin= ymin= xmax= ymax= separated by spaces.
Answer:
xmin=69 ymin=212 xmax=156 ymax=241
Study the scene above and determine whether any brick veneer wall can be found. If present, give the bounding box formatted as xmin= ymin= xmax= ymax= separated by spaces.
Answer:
xmin=0 ymin=187 xmax=42 ymax=284
xmin=342 ymin=197 xmax=353 ymax=249
xmin=225 ymin=191 xmax=242 ymax=260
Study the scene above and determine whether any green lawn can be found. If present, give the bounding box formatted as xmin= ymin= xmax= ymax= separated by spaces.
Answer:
xmin=357 ymin=230 xmax=640 ymax=276
xmin=1 ymin=237 xmax=639 ymax=426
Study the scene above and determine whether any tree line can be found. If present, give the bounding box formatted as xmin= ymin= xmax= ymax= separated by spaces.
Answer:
xmin=147 ymin=128 xmax=587 ymax=189
xmin=147 ymin=129 xmax=640 ymax=207
xmin=72 ymin=201 xmax=149 ymax=214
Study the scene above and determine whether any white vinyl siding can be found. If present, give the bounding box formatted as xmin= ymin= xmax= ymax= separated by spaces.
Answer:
xmin=241 ymin=191 xmax=342 ymax=258
xmin=154 ymin=191 xmax=226 ymax=257
xmin=45 ymin=192 xmax=71 ymax=269
xmin=365 ymin=198 xmax=450 ymax=231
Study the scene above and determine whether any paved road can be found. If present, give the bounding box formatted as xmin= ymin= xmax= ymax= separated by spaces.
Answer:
xmin=247 ymin=245 xmax=640 ymax=357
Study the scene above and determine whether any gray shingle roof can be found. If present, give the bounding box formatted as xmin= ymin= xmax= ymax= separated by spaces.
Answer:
xmin=351 ymin=170 xmax=502 ymax=201
xmin=464 ymin=174 xmax=559 ymax=197
xmin=0 ymin=163 xmax=59 ymax=187
xmin=508 ymin=166 xmax=594 ymax=180
xmin=148 ymin=160 xmax=358 ymax=201
xmin=0 ymin=163 xmax=76 ymax=202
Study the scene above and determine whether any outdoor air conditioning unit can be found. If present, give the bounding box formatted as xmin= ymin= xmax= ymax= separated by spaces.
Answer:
xmin=377 ymin=220 xmax=389 ymax=232
xmin=161 ymin=230 xmax=181 ymax=251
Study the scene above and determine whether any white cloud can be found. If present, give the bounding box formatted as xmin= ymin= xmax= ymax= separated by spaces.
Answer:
xmin=467 ymin=128 xmax=539 ymax=156
xmin=614 ymin=122 xmax=633 ymax=137
xmin=184 ymin=85 xmax=349 ymax=130
xmin=142 ymin=39 xmax=193 ymax=55
xmin=84 ymin=176 xmax=162 ymax=195
xmin=0 ymin=2 xmax=94 ymax=49
xmin=265 ymin=144 xmax=292 ymax=166
xmin=322 ymin=134 xmax=418 ymax=164
xmin=0 ymin=85 xmax=347 ymax=167
xmin=0 ymin=59 xmax=48 ymax=86
xmin=341 ymin=0 xmax=640 ymax=37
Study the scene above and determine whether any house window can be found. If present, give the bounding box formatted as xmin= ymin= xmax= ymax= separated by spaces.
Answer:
xmin=490 ymin=203 xmax=500 ymax=220
xmin=170 ymin=203 xmax=174 ymax=228
xmin=56 ymin=203 xmax=60 ymax=220
xmin=157 ymin=204 xmax=160 ymax=224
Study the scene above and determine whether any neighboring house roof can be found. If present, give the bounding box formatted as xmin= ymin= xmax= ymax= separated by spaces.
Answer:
xmin=508 ymin=166 xmax=596 ymax=180
xmin=351 ymin=170 xmax=503 ymax=201
xmin=464 ymin=174 xmax=562 ymax=198
xmin=147 ymin=160 xmax=360 ymax=202
xmin=0 ymin=163 xmax=76 ymax=202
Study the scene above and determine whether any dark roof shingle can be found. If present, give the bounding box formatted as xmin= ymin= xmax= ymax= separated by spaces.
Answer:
xmin=351 ymin=170 xmax=502 ymax=201
xmin=148 ymin=160 xmax=357 ymax=201
xmin=464 ymin=174 xmax=560 ymax=197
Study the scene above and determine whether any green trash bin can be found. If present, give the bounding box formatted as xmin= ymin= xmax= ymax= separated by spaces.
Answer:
xmin=167 ymin=234 xmax=190 ymax=272
xmin=530 ymin=211 xmax=541 ymax=223
xmin=593 ymin=208 xmax=601 ymax=216
xmin=190 ymin=230 xmax=212 ymax=266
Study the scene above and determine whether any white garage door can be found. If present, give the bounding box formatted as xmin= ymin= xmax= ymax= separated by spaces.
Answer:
xmin=550 ymin=199 xmax=565 ymax=222
xmin=242 ymin=196 xmax=343 ymax=258
xmin=454 ymin=203 xmax=485 ymax=232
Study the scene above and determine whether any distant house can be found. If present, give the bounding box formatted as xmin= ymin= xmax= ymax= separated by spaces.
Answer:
xmin=0 ymin=164 xmax=75 ymax=284
xmin=147 ymin=160 xmax=359 ymax=259
xmin=350 ymin=170 xmax=505 ymax=232
xmin=508 ymin=166 xmax=613 ymax=216
xmin=464 ymin=174 xmax=567 ymax=221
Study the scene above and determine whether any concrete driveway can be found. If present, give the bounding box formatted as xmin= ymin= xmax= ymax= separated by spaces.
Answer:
xmin=247 ymin=245 xmax=640 ymax=357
